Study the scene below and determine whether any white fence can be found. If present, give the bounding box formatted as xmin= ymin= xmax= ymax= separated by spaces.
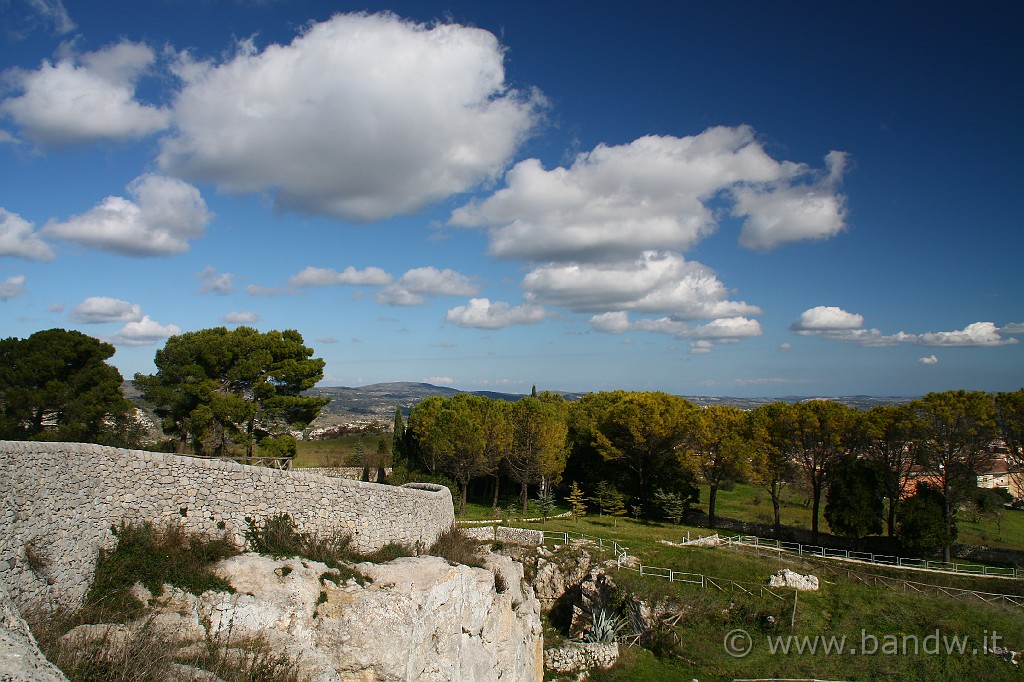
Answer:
xmin=709 ymin=533 xmax=1023 ymax=579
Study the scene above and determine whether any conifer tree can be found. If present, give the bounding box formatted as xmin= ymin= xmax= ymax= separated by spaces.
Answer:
xmin=566 ymin=482 xmax=588 ymax=524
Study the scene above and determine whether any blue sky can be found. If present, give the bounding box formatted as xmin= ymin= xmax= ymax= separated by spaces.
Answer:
xmin=1 ymin=1 xmax=1021 ymax=397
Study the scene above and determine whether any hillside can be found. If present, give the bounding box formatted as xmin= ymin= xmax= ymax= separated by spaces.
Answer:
xmin=124 ymin=380 xmax=915 ymax=431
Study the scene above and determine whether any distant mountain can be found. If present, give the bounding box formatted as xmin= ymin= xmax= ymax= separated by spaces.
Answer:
xmin=124 ymin=380 xmax=915 ymax=430
xmin=301 ymin=383 xmax=914 ymax=426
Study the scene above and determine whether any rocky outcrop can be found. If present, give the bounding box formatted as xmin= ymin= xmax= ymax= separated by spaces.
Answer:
xmin=60 ymin=553 xmax=543 ymax=682
xmin=768 ymin=568 xmax=819 ymax=591
xmin=0 ymin=585 xmax=69 ymax=682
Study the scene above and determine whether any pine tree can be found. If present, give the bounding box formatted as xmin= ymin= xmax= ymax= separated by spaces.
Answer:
xmin=566 ymin=482 xmax=587 ymax=524
xmin=606 ymin=490 xmax=627 ymax=526
xmin=536 ymin=486 xmax=556 ymax=521
xmin=392 ymin=407 xmax=407 ymax=468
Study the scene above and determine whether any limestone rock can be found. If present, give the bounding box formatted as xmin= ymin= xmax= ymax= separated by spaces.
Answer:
xmin=0 ymin=585 xmax=69 ymax=682
xmin=767 ymin=568 xmax=819 ymax=591
xmin=135 ymin=552 xmax=542 ymax=682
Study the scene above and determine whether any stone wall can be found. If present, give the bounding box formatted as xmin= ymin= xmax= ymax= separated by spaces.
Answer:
xmin=0 ymin=441 xmax=453 ymax=611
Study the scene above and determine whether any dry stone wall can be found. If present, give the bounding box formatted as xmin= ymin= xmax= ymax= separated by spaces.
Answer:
xmin=0 ymin=441 xmax=453 ymax=611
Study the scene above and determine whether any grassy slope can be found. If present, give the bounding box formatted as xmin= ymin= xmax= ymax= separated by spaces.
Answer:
xmin=699 ymin=482 xmax=1024 ymax=552
xmin=525 ymin=516 xmax=1024 ymax=682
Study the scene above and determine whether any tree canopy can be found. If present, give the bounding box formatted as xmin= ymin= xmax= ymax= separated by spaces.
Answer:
xmin=0 ymin=328 xmax=133 ymax=444
xmin=134 ymin=327 xmax=328 ymax=456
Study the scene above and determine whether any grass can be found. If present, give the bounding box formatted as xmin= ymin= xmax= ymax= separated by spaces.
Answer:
xmin=294 ymin=435 xmax=390 ymax=468
xmin=26 ymin=521 xmax=303 ymax=682
xmin=528 ymin=515 xmax=1024 ymax=682
xmin=698 ymin=482 xmax=1024 ymax=553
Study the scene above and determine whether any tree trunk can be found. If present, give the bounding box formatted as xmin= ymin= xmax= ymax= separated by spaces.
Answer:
xmin=376 ymin=466 xmax=386 ymax=483
xmin=708 ymin=484 xmax=719 ymax=529
xmin=886 ymin=495 xmax=897 ymax=538
xmin=811 ymin=478 xmax=822 ymax=544
xmin=459 ymin=480 xmax=469 ymax=517
xmin=520 ymin=480 xmax=529 ymax=515
xmin=771 ymin=490 xmax=782 ymax=538
xmin=492 ymin=474 xmax=501 ymax=510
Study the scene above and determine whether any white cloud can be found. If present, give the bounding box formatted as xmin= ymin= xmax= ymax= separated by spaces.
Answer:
xmin=159 ymin=12 xmax=542 ymax=222
xmin=919 ymin=355 xmax=939 ymax=365
xmin=590 ymin=312 xmax=761 ymax=343
xmin=450 ymin=126 xmax=845 ymax=261
xmin=197 ymin=266 xmax=233 ymax=294
xmin=316 ymin=336 xmax=339 ymax=344
xmin=43 ymin=174 xmax=212 ymax=256
xmin=9 ymin=0 xmax=75 ymax=35
xmin=71 ymin=296 xmax=142 ymax=323
xmin=689 ymin=340 xmax=714 ymax=354
xmin=1002 ymin=322 xmax=1024 ymax=334
xmin=734 ymin=151 xmax=848 ymax=250
xmin=917 ymin=321 xmax=1017 ymax=347
xmin=445 ymin=297 xmax=548 ymax=329
xmin=791 ymin=306 xmax=864 ymax=332
xmin=109 ymin=315 xmax=180 ymax=346
xmin=779 ymin=342 xmax=792 ymax=352
xmin=522 ymin=251 xmax=760 ymax=319
xmin=0 ymin=275 xmax=26 ymax=300
xmin=289 ymin=265 xmax=392 ymax=287
xmin=1 ymin=40 xmax=169 ymax=145
xmin=0 ymin=208 xmax=54 ymax=260
xmin=425 ymin=376 xmax=454 ymax=386
xmin=793 ymin=307 xmax=1018 ymax=348
xmin=375 ymin=267 xmax=478 ymax=306
xmin=222 ymin=310 xmax=260 ymax=324
xmin=245 ymin=284 xmax=287 ymax=297
xmin=590 ymin=311 xmax=631 ymax=334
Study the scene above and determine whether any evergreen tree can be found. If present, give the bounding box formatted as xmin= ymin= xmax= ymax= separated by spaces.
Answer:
xmin=566 ymin=482 xmax=587 ymax=523
xmin=392 ymin=407 xmax=407 ymax=468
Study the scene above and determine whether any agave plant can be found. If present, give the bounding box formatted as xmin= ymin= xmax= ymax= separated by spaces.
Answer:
xmin=584 ymin=608 xmax=629 ymax=643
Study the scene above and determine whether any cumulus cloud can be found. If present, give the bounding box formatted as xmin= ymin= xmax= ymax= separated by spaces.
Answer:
xmin=289 ymin=265 xmax=392 ymax=287
xmin=43 ymin=174 xmax=212 ymax=256
xmin=1002 ymin=323 xmax=1024 ymax=334
xmin=0 ymin=275 xmax=26 ymax=300
xmin=590 ymin=312 xmax=761 ymax=345
xmin=375 ymin=267 xmax=478 ymax=306
xmin=197 ymin=266 xmax=233 ymax=294
xmin=735 ymin=151 xmax=848 ymax=250
xmin=71 ymin=296 xmax=142 ymax=323
xmin=444 ymin=297 xmax=548 ymax=329
xmin=919 ymin=355 xmax=939 ymax=365
xmin=523 ymin=251 xmax=759 ymax=319
xmin=1 ymin=40 xmax=170 ymax=145
xmin=159 ymin=12 xmax=542 ymax=222
xmin=450 ymin=125 xmax=845 ymax=261
xmin=222 ymin=310 xmax=259 ymax=324
xmin=790 ymin=305 xmax=864 ymax=332
xmin=793 ymin=306 xmax=1019 ymax=348
xmin=917 ymin=322 xmax=1017 ymax=347
xmin=0 ymin=208 xmax=54 ymax=260
xmin=109 ymin=315 xmax=180 ymax=346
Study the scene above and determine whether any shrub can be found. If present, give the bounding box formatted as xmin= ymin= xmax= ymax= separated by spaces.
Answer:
xmin=244 ymin=513 xmax=410 ymax=569
xmin=82 ymin=521 xmax=238 ymax=624
xmin=428 ymin=527 xmax=484 ymax=568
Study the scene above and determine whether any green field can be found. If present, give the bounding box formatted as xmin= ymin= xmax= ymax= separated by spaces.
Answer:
xmin=693 ymin=481 xmax=1024 ymax=552
xmin=515 ymin=516 xmax=1024 ymax=682
xmin=294 ymin=435 xmax=390 ymax=468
